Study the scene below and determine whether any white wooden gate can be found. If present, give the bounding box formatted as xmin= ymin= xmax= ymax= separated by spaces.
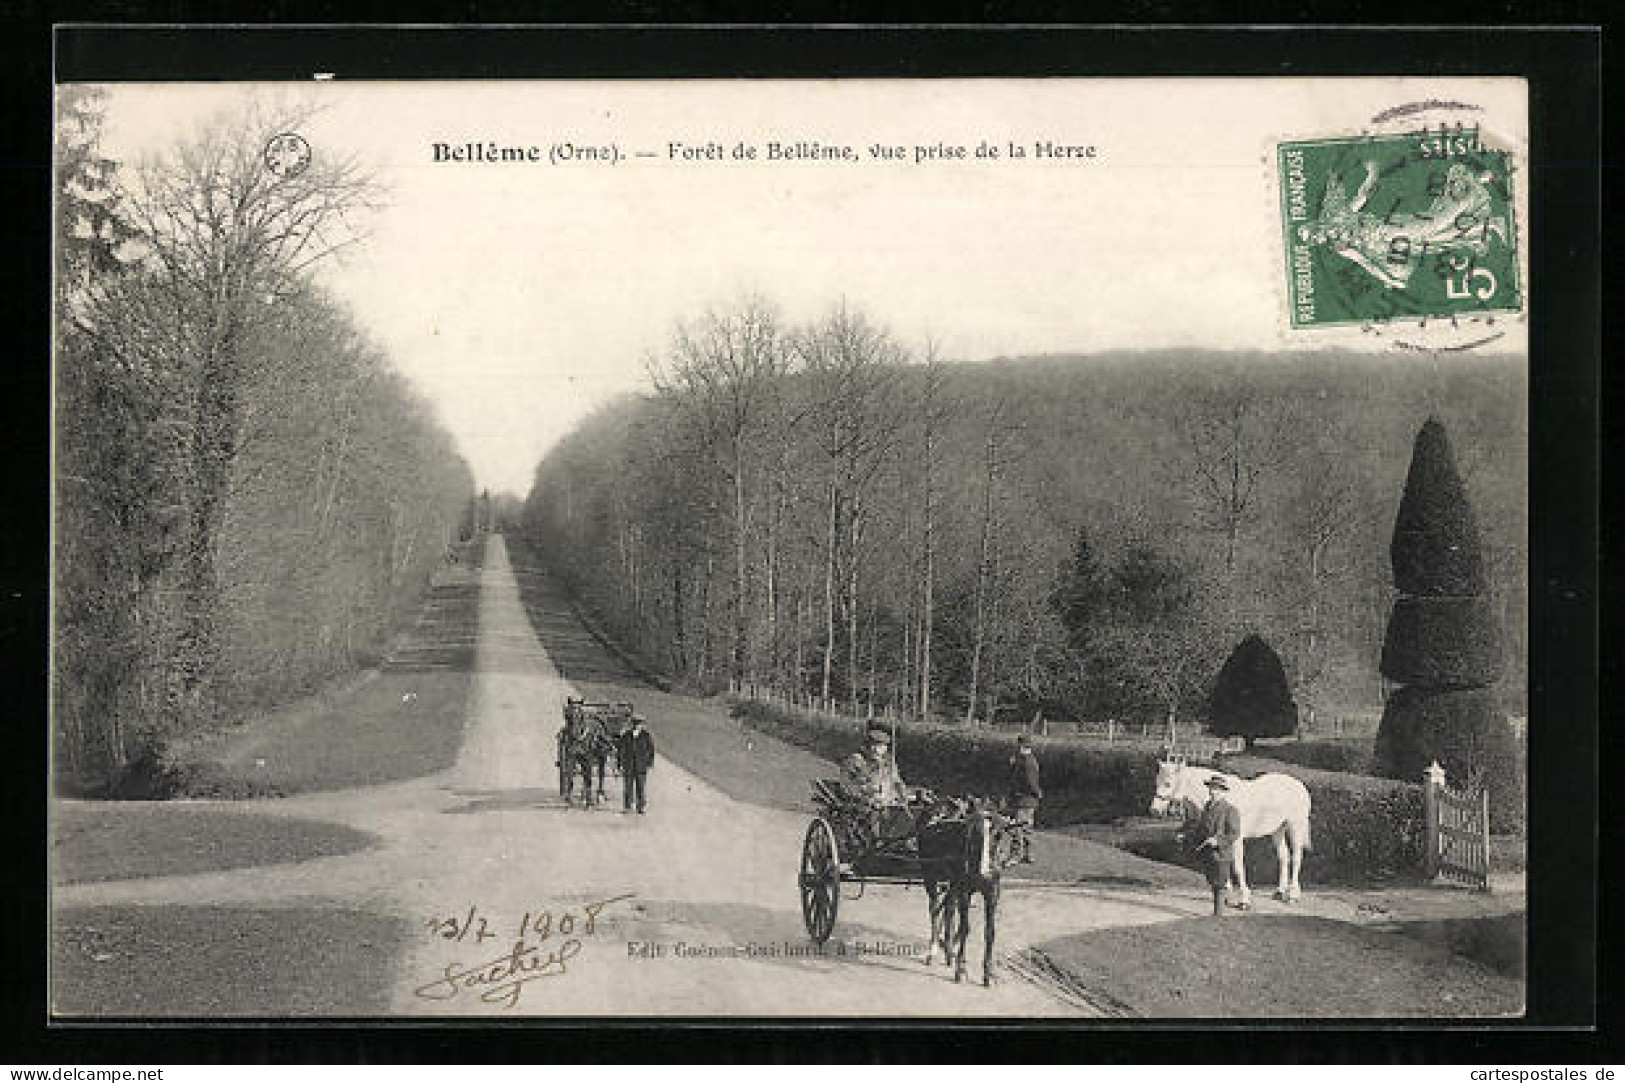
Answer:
xmin=1422 ymin=761 xmax=1492 ymax=892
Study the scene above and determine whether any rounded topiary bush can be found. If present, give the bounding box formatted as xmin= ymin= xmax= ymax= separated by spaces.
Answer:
xmin=1390 ymin=417 xmax=1489 ymax=598
xmin=1208 ymin=634 xmax=1297 ymax=746
xmin=1374 ymin=685 xmax=1524 ymax=833
xmin=1380 ymin=595 xmax=1504 ymax=688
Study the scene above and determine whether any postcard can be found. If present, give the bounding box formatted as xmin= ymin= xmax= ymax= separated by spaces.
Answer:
xmin=51 ymin=71 xmax=1533 ymax=1020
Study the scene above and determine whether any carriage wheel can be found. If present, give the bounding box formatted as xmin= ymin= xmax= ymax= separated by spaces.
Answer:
xmin=799 ymin=818 xmax=841 ymax=945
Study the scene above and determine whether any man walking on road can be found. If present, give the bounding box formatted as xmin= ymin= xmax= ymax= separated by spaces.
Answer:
xmin=620 ymin=714 xmax=655 ymax=814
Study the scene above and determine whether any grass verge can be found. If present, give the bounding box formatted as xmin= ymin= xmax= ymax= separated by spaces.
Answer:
xmin=146 ymin=669 xmax=475 ymax=798
xmin=1393 ymin=911 xmax=1526 ymax=979
xmin=52 ymin=805 xmax=380 ymax=884
xmin=52 ymin=905 xmax=408 ymax=1017
xmin=1031 ymin=911 xmax=1523 ymax=1018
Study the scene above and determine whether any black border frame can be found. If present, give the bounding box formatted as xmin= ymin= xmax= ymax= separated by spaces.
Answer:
xmin=6 ymin=18 xmax=1604 ymax=1065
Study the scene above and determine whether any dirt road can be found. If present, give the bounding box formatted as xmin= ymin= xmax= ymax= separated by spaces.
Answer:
xmin=57 ymin=537 xmax=1231 ymax=1017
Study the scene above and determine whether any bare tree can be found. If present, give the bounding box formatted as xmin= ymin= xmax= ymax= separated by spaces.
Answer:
xmin=761 ymin=385 xmax=816 ymax=693
xmin=795 ymin=304 xmax=907 ymax=711
xmin=649 ymin=297 xmax=791 ymax=690
xmin=116 ymin=98 xmax=379 ymax=728
xmin=1288 ymin=471 xmax=1360 ymax=727
xmin=963 ymin=397 xmax=1024 ymax=725
xmin=1176 ymin=390 xmax=1285 ymax=580
xmin=912 ymin=344 xmax=954 ymax=722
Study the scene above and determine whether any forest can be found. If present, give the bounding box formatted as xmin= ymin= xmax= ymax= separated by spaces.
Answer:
xmin=54 ymin=89 xmax=475 ymax=793
xmin=521 ymin=299 xmax=1526 ymax=736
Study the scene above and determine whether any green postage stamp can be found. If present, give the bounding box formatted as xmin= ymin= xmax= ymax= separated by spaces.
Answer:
xmin=1277 ymin=125 xmax=1521 ymax=329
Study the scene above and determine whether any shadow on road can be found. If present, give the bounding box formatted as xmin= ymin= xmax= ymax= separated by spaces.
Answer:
xmin=439 ymin=786 xmax=637 ymax=816
xmin=617 ymin=896 xmax=964 ymax=983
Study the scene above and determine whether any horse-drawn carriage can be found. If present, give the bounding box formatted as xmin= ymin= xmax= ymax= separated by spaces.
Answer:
xmin=797 ymin=778 xmax=1027 ymax=985
xmin=557 ymin=697 xmax=633 ymax=808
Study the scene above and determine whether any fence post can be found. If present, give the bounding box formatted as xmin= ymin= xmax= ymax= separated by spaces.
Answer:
xmin=1479 ymin=786 xmax=1493 ymax=893
xmin=1422 ymin=761 xmax=1445 ymax=882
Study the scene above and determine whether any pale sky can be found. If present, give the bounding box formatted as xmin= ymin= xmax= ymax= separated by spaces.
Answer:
xmin=89 ymin=78 xmax=1528 ymax=494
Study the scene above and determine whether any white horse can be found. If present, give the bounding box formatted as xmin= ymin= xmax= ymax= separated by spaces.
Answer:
xmin=1149 ymin=754 xmax=1313 ymax=905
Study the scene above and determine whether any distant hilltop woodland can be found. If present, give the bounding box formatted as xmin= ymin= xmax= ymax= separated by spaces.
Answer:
xmin=521 ymin=302 xmax=1526 ymax=736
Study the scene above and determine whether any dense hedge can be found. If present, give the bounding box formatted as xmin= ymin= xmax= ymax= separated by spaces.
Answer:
xmin=1245 ymin=739 xmax=1373 ymax=775
xmin=729 ymin=698 xmax=1158 ymax=825
xmin=1374 ymin=686 xmax=1525 ymax=833
xmin=733 ymin=698 xmax=1433 ymax=884
xmin=1291 ymin=777 xmax=1428 ymax=885
xmin=1380 ymin=595 xmax=1503 ymax=688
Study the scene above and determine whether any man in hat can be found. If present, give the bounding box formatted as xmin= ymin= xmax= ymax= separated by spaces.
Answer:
xmin=842 ymin=721 xmax=913 ymax=848
xmin=619 ymin=713 xmax=656 ymax=815
xmin=1191 ymin=774 xmax=1243 ymax=916
xmin=1006 ymin=734 xmax=1042 ymax=863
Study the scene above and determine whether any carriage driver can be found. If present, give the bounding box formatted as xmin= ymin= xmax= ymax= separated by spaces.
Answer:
xmin=1006 ymin=734 xmax=1041 ymax=864
xmin=841 ymin=722 xmax=916 ymax=849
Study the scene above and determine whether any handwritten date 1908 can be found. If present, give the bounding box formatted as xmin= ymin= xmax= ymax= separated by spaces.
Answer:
xmin=415 ymin=894 xmax=635 ymax=1010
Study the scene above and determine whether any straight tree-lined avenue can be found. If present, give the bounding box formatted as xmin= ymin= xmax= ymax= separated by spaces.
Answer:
xmin=59 ymin=536 xmax=1235 ymax=1016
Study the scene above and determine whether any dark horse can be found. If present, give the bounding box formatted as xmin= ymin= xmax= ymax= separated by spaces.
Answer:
xmin=559 ymin=709 xmax=612 ymax=808
xmin=918 ymin=799 xmax=1023 ymax=986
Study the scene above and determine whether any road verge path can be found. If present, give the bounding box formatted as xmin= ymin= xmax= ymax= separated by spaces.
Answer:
xmin=57 ymin=537 xmax=1231 ymax=1016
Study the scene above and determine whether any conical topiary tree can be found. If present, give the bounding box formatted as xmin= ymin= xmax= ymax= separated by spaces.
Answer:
xmin=1208 ymin=634 xmax=1297 ymax=747
xmin=1389 ymin=418 xmax=1489 ymax=599
xmin=1374 ymin=417 xmax=1523 ymax=831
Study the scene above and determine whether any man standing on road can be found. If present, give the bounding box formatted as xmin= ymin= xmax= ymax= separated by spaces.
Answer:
xmin=1007 ymin=734 xmax=1041 ymax=864
xmin=620 ymin=714 xmax=655 ymax=815
xmin=1192 ymin=774 xmax=1243 ymax=916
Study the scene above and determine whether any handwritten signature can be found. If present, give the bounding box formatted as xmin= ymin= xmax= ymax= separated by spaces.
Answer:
xmin=414 ymin=893 xmax=635 ymax=1009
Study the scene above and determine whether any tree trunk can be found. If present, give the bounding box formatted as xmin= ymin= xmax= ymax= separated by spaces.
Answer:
xmin=965 ymin=430 xmax=997 ymax=726
xmin=898 ymin=605 xmax=912 ymax=719
xmin=821 ymin=477 xmax=838 ymax=709
xmin=732 ymin=438 xmax=748 ymax=689
xmin=846 ymin=496 xmax=863 ymax=716
xmin=865 ymin=601 xmax=879 ymax=719
xmin=670 ymin=558 xmax=687 ymax=675
xmin=765 ymin=479 xmax=781 ymax=693
xmin=173 ymin=318 xmax=244 ymax=732
xmin=699 ymin=549 xmax=716 ymax=682
xmin=918 ymin=475 xmax=935 ymax=723
xmin=793 ymin=583 xmax=807 ymax=700
xmin=1301 ymin=538 xmax=1324 ymax=719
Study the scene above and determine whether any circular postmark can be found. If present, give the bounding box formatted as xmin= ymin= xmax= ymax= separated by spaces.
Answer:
xmin=264 ymin=132 xmax=312 ymax=180
xmin=1273 ymin=98 xmax=1526 ymax=354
